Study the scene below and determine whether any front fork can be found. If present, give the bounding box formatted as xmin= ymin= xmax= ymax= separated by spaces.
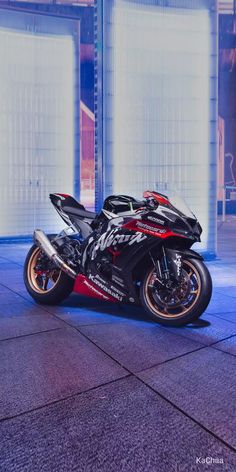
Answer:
xmin=154 ymin=246 xmax=183 ymax=286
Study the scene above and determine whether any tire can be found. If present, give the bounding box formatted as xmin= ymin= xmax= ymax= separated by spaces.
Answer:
xmin=140 ymin=258 xmax=212 ymax=326
xmin=24 ymin=244 xmax=74 ymax=305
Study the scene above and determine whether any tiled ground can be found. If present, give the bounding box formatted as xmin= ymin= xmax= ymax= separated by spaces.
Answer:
xmin=0 ymin=219 xmax=236 ymax=471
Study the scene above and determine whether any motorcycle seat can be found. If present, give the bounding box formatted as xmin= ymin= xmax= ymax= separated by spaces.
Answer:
xmin=63 ymin=205 xmax=96 ymax=221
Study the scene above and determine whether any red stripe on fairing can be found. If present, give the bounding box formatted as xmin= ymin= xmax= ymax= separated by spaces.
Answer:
xmin=143 ymin=191 xmax=169 ymax=205
xmin=73 ymin=274 xmax=117 ymax=302
xmin=123 ymin=220 xmax=186 ymax=239
xmin=56 ymin=193 xmax=71 ymax=198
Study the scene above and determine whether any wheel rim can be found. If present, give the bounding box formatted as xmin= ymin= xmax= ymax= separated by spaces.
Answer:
xmin=145 ymin=260 xmax=201 ymax=319
xmin=27 ymin=247 xmax=61 ymax=294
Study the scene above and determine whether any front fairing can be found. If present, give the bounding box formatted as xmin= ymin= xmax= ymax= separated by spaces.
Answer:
xmin=97 ymin=192 xmax=202 ymax=242
xmin=141 ymin=196 xmax=202 ymax=242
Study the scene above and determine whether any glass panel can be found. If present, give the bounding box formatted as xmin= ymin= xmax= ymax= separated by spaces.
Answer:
xmin=0 ymin=27 xmax=75 ymax=236
xmin=101 ymin=0 xmax=217 ymax=252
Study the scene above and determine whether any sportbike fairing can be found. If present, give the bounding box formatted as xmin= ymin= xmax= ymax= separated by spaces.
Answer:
xmin=24 ymin=190 xmax=212 ymax=326
xmin=47 ymin=191 xmax=202 ymax=305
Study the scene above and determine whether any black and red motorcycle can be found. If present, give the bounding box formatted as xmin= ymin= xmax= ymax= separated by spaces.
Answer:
xmin=24 ymin=191 xmax=212 ymax=326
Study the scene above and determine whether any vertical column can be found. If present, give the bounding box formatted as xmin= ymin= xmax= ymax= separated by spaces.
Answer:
xmin=73 ymin=22 xmax=81 ymax=201
xmin=95 ymin=0 xmax=218 ymax=255
xmin=94 ymin=0 xmax=105 ymax=211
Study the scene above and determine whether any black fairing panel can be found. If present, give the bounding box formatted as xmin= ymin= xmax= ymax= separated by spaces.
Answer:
xmin=49 ymin=193 xmax=96 ymax=221
xmin=176 ymin=249 xmax=204 ymax=260
xmin=103 ymin=195 xmax=144 ymax=213
xmin=63 ymin=206 xmax=96 ymax=220
xmin=50 ymin=194 xmax=86 ymax=211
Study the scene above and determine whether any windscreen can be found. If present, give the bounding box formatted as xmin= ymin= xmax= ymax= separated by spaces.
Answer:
xmin=168 ymin=195 xmax=196 ymax=220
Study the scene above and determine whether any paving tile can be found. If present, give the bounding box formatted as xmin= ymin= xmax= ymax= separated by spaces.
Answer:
xmin=3 ymin=282 xmax=38 ymax=304
xmin=0 ymin=284 xmax=11 ymax=293
xmin=212 ymin=311 xmax=236 ymax=324
xmin=211 ymin=277 xmax=236 ymax=289
xmin=162 ymin=313 xmax=236 ymax=346
xmin=0 ymin=315 xmax=64 ymax=341
xmin=0 ymin=244 xmax=30 ymax=266
xmin=0 ymin=268 xmax=24 ymax=290
xmin=80 ymin=321 xmax=203 ymax=372
xmin=2 ymin=276 xmax=150 ymax=326
xmin=0 ymin=261 xmax=22 ymax=270
xmin=139 ymin=348 xmax=236 ymax=448
xmin=213 ymin=335 xmax=236 ymax=357
xmin=3 ymin=281 xmax=26 ymax=294
xmin=0 ymin=376 xmax=235 ymax=472
xmin=205 ymin=291 xmax=236 ymax=315
xmin=215 ymin=287 xmax=236 ymax=299
xmin=9 ymin=284 xmax=41 ymax=302
xmin=206 ymin=266 xmax=236 ymax=288
xmin=0 ymin=328 xmax=127 ymax=419
xmin=6 ymin=279 xmax=49 ymax=307
xmin=46 ymin=294 xmax=152 ymax=326
xmin=0 ymin=292 xmax=53 ymax=318
xmin=0 ymin=266 xmax=23 ymax=278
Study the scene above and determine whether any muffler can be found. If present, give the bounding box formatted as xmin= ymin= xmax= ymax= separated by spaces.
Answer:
xmin=33 ymin=229 xmax=76 ymax=279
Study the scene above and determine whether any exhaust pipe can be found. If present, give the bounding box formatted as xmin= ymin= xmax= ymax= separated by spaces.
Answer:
xmin=33 ymin=229 xmax=76 ymax=279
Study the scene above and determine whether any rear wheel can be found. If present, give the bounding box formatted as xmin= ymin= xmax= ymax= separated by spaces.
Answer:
xmin=140 ymin=258 xmax=212 ymax=326
xmin=24 ymin=245 xmax=74 ymax=305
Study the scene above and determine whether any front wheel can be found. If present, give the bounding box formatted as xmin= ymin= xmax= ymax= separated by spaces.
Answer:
xmin=24 ymin=245 xmax=74 ymax=305
xmin=140 ymin=258 xmax=212 ymax=326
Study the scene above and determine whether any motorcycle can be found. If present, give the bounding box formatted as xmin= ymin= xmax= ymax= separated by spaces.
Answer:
xmin=24 ymin=190 xmax=212 ymax=326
